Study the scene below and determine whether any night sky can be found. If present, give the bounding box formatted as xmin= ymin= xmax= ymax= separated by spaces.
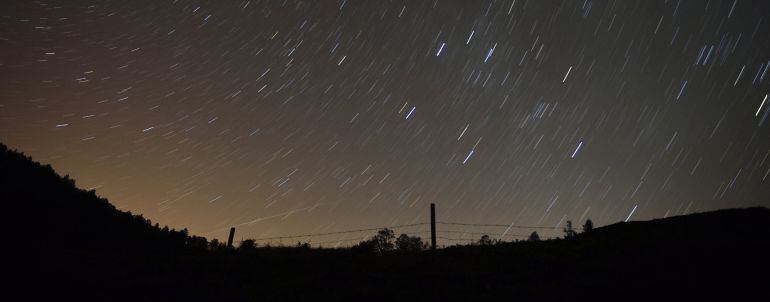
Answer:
xmin=1 ymin=0 xmax=769 ymax=245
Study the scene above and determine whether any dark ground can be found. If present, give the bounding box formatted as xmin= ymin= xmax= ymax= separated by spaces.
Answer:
xmin=4 ymin=142 xmax=769 ymax=301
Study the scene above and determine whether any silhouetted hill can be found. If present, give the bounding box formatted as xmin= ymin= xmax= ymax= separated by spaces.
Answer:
xmin=2 ymin=143 xmax=213 ymax=300
xmin=1 ymin=143 xmax=210 ymax=251
xmin=3 ymin=142 xmax=769 ymax=302
xmin=429 ymin=208 xmax=770 ymax=301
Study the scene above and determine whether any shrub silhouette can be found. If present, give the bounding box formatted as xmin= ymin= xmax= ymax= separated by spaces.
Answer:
xmin=187 ymin=235 xmax=208 ymax=249
xmin=239 ymin=239 xmax=256 ymax=251
xmin=208 ymin=238 xmax=225 ymax=250
xmin=352 ymin=238 xmax=376 ymax=252
xmin=528 ymin=231 xmax=540 ymax=242
xmin=396 ymin=233 xmax=425 ymax=251
xmin=353 ymin=228 xmax=396 ymax=252
xmin=478 ymin=234 xmax=493 ymax=245
xmin=583 ymin=219 xmax=594 ymax=233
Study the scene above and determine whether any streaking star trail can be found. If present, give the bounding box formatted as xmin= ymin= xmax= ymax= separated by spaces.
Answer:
xmin=0 ymin=0 xmax=768 ymax=243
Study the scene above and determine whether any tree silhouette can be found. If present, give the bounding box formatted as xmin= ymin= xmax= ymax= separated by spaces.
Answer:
xmin=564 ymin=220 xmax=578 ymax=238
xmin=583 ymin=219 xmax=594 ymax=233
xmin=371 ymin=228 xmax=395 ymax=252
xmin=396 ymin=233 xmax=425 ymax=251
xmin=528 ymin=231 xmax=540 ymax=242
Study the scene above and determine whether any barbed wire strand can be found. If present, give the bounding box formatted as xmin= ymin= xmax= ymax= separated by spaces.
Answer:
xmin=436 ymin=221 xmax=562 ymax=229
xmin=247 ymin=222 xmax=429 ymax=241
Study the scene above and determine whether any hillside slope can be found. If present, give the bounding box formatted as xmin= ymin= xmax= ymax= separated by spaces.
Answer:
xmin=2 ymin=143 xmax=217 ymax=301
xmin=1 ymin=143 xmax=207 ymax=250
xmin=3 ymin=142 xmax=769 ymax=301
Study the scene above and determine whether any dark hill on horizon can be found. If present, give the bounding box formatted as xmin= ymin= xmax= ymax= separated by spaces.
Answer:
xmin=3 ymin=142 xmax=769 ymax=302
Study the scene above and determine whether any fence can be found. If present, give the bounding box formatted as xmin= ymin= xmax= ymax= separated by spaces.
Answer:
xmin=227 ymin=203 xmax=565 ymax=248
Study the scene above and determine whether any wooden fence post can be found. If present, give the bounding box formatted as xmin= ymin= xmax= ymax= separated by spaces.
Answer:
xmin=430 ymin=203 xmax=436 ymax=250
xmin=227 ymin=227 xmax=236 ymax=248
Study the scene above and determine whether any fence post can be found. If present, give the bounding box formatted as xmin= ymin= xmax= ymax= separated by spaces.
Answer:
xmin=227 ymin=227 xmax=236 ymax=248
xmin=430 ymin=203 xmax=436 ymax=250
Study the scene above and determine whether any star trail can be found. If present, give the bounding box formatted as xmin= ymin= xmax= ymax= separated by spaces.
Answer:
xmin=1 ymin=0 xmax=769 ymax=244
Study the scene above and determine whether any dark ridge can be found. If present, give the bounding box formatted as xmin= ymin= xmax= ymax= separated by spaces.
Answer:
xmin=4 ymin=142 xmax=769 ymax=302
xmin=3 ymin=143 xmax=213 ymax=301
xmin=2 ymin=143 xmax=206 ymax=252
